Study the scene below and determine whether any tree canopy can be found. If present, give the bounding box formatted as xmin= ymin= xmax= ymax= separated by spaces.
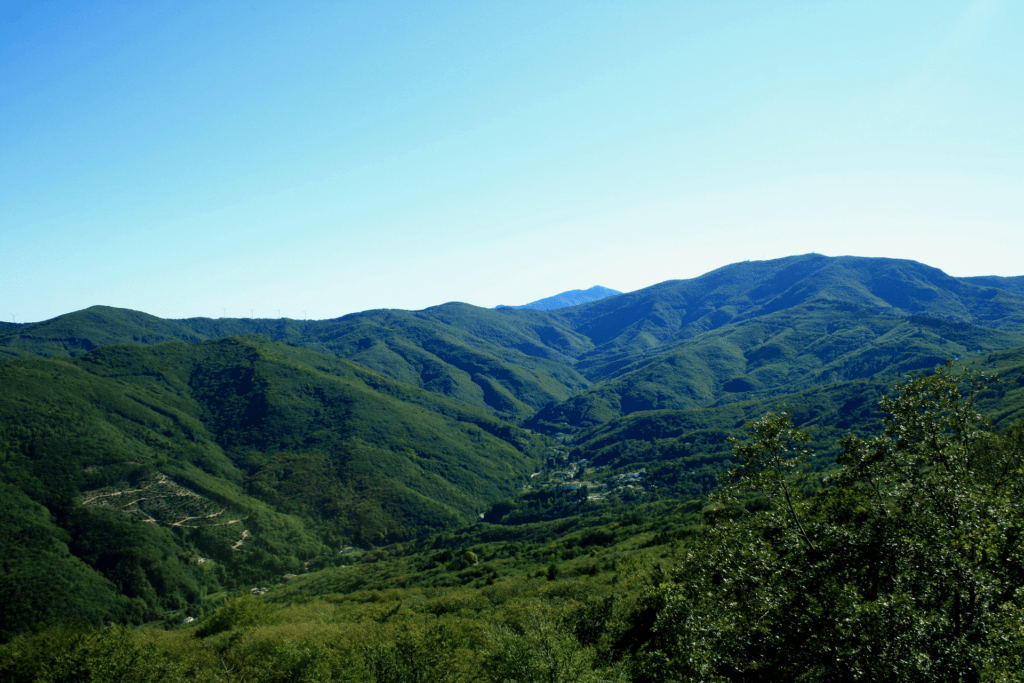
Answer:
xmin=645 ymin=363 xmax=1024 ymax=682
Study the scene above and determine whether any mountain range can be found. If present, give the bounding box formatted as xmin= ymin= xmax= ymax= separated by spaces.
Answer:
xmin=3 ymin=253 xmax=1024 ymax=640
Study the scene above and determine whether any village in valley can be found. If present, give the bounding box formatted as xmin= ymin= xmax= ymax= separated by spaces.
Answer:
xmin=521 ymin=430 xmax=649 ymax=503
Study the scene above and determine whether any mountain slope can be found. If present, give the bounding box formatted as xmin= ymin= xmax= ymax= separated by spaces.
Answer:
xmin=531 ymin=304 xmax=1024 ymax=428
xmin=0 ymin=336 xmax=545 ymax=638
xmin=530 ymin=255 xmax=1024 ymax=427
xmin=0 ymin=306 xmax=206 ymax=359
xmin=4 ymin=253 xmax=1024 ymax=643
xmin=552 ymin=255 xmax=1024 ymax=373
xmin=960 ymin=275 xmax=1024 ymax=298
xmin=5 ymin=255 xmax=1023 ymax=433
xmin=0 ymin=305 xmax=592 ymax=423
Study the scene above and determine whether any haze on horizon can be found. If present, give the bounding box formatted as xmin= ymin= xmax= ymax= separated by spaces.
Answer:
xmin=2 ymin=0 xmax=1022 ymax=323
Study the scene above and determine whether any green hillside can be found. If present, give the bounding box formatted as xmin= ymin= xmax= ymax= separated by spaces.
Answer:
xmin=0 ymin=305 xmax=592 ymax=423
xmin=0 ymin=336 xmax=545 ymax=639
xmin=6 ymin=256 xmax=1024 ymax=433
xmin=554 ymin=255 xmax=1024 ymax=356
xmin=962 ymin=274 xmax=1024 ymax=298
xmin=532 ymin=304 xmax=1024 ymax=428
xmin=0 ymin=307 xmax=206 ymax=359
xmin=4 ymin=364 xmax=1024 ymax=681
xmin=4 ymin=253 xmax=1024 ymax=649
xmin=558 ymin=348 xmax=1024 ymax=500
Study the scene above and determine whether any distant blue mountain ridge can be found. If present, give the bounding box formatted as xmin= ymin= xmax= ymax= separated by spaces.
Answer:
xmin=496 ymin=285 xmax=622 ymax=311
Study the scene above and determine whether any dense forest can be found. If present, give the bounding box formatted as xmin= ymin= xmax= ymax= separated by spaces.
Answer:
xmin=4 ymin=254 xmax=1024 ymax=680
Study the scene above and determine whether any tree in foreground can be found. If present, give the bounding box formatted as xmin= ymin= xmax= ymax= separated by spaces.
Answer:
xmin=645 ymin=363 xmax=1024 ymax=682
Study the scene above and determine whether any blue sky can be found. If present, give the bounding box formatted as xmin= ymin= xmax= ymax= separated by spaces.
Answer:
xmin=2 ymin=0 xmax=1021 ymax=323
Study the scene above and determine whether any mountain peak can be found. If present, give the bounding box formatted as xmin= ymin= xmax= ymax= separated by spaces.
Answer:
xmin=498 ymin=286 xmax=621 ymax=311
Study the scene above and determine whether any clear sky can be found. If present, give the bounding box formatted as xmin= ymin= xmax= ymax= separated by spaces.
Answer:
xmin=2 ymin=0 xmax=1021 ymax=323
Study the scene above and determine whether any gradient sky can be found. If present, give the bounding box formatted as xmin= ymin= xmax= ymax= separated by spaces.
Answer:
xmin=2 ymin=0 xmax=1022 ymax=323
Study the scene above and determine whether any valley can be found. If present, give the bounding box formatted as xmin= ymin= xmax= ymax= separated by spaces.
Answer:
xmin=3 ymin=254 xmax=1024 ymax=680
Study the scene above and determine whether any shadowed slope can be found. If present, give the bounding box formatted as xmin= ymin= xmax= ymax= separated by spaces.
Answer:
xmin=0 ymin=305 xmax=591 ymax=423
xmin=3 ymin=255 xmax=1023 ymax=433
xmin=0 ymin=336 xmax=545 ymax=638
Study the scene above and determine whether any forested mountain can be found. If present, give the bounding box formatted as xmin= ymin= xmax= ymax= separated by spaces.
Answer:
xmin=0 ymin=335 xmax=549 ymax=639
xmin=961 ymin=274 xmax=1024 ymax=298
xmin=6 ymin=255 xmax=1023 ymax=423
xmin=4 ymin=253 xmax=1024 ymax=660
